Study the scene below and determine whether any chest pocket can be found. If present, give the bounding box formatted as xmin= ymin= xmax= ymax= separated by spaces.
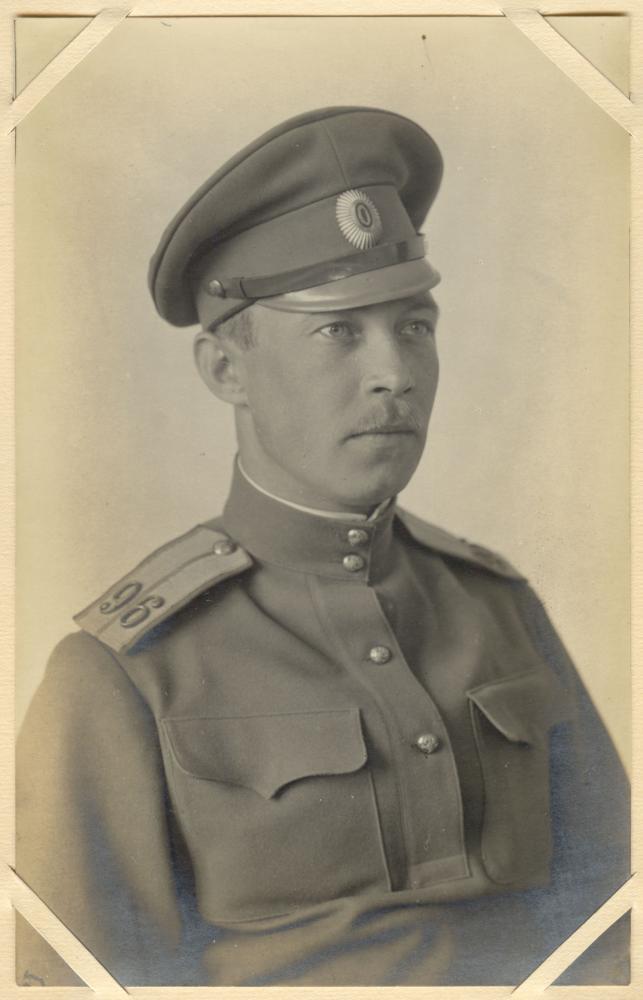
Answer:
xmin=467 ymin=669 xmax=571 ymax=886
xmin=165 ymin=709 xmax=367 ymax=796
xmin=161 ymin=709 xmax=391 ymax=921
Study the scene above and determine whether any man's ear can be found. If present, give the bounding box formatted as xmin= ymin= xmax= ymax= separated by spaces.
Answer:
xmin=193 ymin=331 xmax=248 ymax=405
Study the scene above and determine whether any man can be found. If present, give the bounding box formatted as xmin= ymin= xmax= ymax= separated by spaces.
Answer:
xmin=17 ymin=106 xmax=629 ymax=986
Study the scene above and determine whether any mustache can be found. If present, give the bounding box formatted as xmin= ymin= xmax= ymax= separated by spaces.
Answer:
xmin=347 ymin=402 xmax=423 ymax=437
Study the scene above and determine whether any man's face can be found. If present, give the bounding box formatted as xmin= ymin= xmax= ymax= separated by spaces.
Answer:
xmin=228 ymin=292 xmax=440 ymax=512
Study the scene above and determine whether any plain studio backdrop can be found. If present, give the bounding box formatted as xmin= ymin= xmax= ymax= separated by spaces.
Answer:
xmin=15 ymin=16 xmax=630 ymax=768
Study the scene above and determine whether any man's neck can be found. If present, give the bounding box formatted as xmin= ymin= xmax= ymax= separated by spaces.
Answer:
xmin=236 ymin=458 xmax=392 ymax=523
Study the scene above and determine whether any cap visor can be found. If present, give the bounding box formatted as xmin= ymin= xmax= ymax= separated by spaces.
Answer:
xmin=259 ymin=258 xmax=440 ymax=313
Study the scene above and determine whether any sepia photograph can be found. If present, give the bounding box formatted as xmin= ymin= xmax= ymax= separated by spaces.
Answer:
xmin=13 ymin=12 xmax=632 ymax=989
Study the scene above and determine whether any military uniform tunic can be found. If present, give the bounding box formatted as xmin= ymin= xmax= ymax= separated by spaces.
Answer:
xmin=16 ymin=466 xmax=629 ymax=986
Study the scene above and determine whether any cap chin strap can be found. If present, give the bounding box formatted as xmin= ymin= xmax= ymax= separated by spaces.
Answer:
xmin=204 ymin=235 xmax=426 ymax=303
xmin=206 ymin=300 xmax=257 ymax=332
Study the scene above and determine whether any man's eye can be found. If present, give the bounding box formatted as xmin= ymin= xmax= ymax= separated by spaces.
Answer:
xmin=399 ymin=319 xmax=435 ymax=337
xmin=316 ymin=322 xmax=354 ymax=340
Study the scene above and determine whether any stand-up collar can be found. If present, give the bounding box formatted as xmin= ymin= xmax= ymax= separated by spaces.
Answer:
xmin=222 ymin=462 xmax=398 ymax=584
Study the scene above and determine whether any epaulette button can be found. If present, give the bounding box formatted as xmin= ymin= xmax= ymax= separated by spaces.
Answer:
xmin=213 ymin=538 xmax=238 ymax=556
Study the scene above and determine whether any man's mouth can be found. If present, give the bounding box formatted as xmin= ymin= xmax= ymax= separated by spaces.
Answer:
xmin=347 ymin=419 xmax=420 ymax=439
xmin=352 ymin=427 xmax=415 ymax=437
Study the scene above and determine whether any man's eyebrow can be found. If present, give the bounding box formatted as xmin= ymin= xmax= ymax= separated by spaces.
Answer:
xmin=403 ymin=295 xmax=440 ymax=315
xmin=294 ymin=296 xmax=440 ymax=328
xmin=296 ymin=311 xmax=349 ymax=326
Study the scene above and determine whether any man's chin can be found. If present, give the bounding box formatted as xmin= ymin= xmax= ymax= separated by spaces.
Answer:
xmin=331 ymin=464 xmax=419 ymax=512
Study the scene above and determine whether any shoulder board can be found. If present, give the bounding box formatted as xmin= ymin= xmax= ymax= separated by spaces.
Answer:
xmin=396 ymin=509 xmax=525 ymax=580
xmin=74 ymin=525 xmax=252 ymax=654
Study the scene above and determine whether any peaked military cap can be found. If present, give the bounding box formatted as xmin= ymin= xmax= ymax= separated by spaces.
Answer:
xmin=149 ymin=106 xmax=443 ymax=329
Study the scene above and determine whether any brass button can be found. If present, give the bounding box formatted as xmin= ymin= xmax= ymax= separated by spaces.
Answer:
xmin=347 ymin=528 xmax=369 ymax=546
xmin=368 ymin=645 xmax=392 ymax=664
xmin=416 ymin=733 xmax=440 ymax=755
xmin=342 ymin=553 xmax=365 ymax=572
xmin=213 ymin=538 xmax=237 ymax=556
xmin=206 ymin=278 xmax=226 ymax=297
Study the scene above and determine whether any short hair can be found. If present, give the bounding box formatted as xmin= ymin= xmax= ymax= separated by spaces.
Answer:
xmin=214 ymin=307 xmax=256 ymax=349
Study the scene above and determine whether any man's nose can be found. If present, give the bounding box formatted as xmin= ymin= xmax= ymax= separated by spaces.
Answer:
xmin=362 ymin=333 xmax=413 ymax=396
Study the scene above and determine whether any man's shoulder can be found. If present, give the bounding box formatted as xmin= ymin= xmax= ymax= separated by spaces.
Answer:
xmin=73 ymin=521 xmax=252 ymax=655
xmin=396 ymin=508 xmax=525 ymax=581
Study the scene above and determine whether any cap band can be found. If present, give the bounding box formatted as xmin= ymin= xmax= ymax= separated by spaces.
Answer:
xmin=202 ymin=235 xmax=426 ymax=302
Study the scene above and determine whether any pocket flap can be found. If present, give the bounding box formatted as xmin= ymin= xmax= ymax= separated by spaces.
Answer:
xmin=163 ymin=708 xmax=367 ymax=798
xmin=467 ymin=669 xmax=569 ymax=747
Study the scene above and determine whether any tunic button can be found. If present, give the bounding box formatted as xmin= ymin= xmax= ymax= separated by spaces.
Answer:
xmin=213 ymin=538 xmax=237 ymax=556
xmin=368 ymin=645 xmax=392 ymax=664
xmin=206 ymin=278 xmax=226 ymax=297
xmin=416 ymin=733 xmax=440 ymax=755
xmin=347 ymin=528 xmax=369 ymax=546
xmin=342 ymin=553 xmax=365 ymax=572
